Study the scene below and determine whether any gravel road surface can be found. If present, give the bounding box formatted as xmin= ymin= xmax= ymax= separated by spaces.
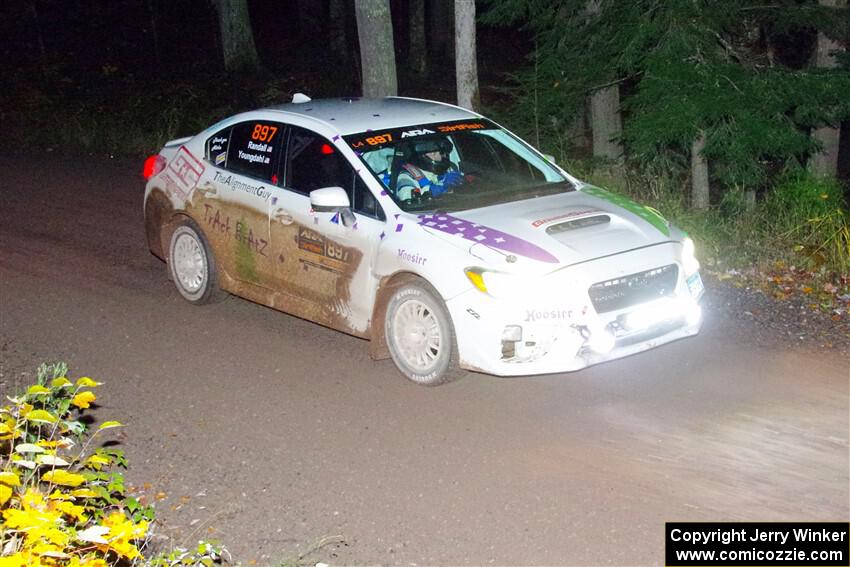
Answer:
xmin=1 ymin=155 xmax=847 ymax=565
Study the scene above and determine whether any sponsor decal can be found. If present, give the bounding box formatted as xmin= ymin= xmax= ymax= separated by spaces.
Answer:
xmin=582 ymin=185 xmax=670 ymax=236
xmin=436 ymin=122 xmax=485 ymax=132
xmin=297 ymin=227 xmax=324 ymax=255
xmin=400 ymin=128 xmax=435 ymax=138
xmin=417 ymin=213 xmax=558 ymax=264
xmin=531 ymin=208 xmax=599 ymax=228
xmin=525 ymin=308 xmax=573 ymax=323
xmin=212 ymin=171 xmax=271 ymax=200
xmin=165 ymin=147 xmax=204 ymax=198
xmin=344 ymin=120 xmax=494 ymax=150
xmin=298 ymin=227 xmax=352 ymax=264
xmin=397 ymin=249 xmax=427 ymax=266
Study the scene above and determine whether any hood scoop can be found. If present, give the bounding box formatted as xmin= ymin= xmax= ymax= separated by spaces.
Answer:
xmin=546 ymin=214 xmax=610 ymax=235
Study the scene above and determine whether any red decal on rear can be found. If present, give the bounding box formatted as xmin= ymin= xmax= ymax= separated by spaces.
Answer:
xmin=166 ymin=147 xmax=204 ymax=198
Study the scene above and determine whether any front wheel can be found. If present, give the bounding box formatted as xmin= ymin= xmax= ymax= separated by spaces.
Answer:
xmin=385 ymin=282 xmax=464 ymax=386
xmin=167 ymin=220 xmax=226 ymax=304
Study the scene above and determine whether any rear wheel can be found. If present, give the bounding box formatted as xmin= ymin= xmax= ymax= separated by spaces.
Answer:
xmin=168 ymin=220 xmax=225 ymax=304
xmin=385 ymin=282 xmax=464 ymax=386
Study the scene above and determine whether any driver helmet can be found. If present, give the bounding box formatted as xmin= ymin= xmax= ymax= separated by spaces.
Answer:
xmin=411 ymin=137 xmax=453 ymax=175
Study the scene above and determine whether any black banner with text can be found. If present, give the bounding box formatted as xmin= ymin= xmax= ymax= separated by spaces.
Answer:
xmin=666 ymin=522 xmax=849 ymax=566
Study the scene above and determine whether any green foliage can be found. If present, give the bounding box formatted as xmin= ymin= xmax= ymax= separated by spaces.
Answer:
xmin=481 ymin=0 xmax=850 ymax=192
xmin=761 ymin=175 xmax=850 ymax=275
xmin=0 ymin=363 xmax=228 ymax=566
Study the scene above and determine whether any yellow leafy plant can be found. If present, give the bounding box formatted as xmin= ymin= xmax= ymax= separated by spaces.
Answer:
xmin=0 ymin=363 xmax=227 ymax=566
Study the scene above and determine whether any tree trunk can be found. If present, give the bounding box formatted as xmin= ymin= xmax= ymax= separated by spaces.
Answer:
xmin=589 ymin=86 xmax=623 ymax=161
xmin=409 ymin=0 xmax=427 ymax=76
xmin=329 ymin=0 xmax=348 ymax=62
xmin=567 ymin=105 xmax=590 ymax=154
xmin=454 ymin=0 xmax=479 ymax=111
xmin=809 ymin=0 xmax=845 ymax=177
xmin=691 ymin=132 xmax=710 ymax=210
xmin=215 ymin=0 xmax=259 ymax=72
xmin=355 ymin=0 xmax=398 ymax=97
xmin=584 ymin=0 xmax=623 ymax=161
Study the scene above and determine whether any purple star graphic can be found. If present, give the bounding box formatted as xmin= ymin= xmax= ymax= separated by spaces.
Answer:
xmin=416 ymin=213 xmax=557 ymax=263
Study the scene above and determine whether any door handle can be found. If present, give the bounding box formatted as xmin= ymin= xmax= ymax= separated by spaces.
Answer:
xmin=196 ymin=183 xmax=218 ymax=197
xmin=273 ymin=208 xmax=294 ymax=225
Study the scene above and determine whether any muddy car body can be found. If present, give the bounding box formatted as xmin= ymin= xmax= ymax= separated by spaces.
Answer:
xmin=144 ymin=96 xmax=704 ymax=385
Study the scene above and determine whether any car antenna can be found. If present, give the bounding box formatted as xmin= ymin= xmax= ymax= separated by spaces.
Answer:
xmin=292 ymin=93 xmax=311 ymax=103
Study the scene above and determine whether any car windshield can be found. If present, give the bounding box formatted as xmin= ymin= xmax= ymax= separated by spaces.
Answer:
xmin=344 ymin=119 xmax=573 ymax=213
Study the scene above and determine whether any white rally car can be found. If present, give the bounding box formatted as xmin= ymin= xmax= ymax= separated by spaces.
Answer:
xmin=143 ymin=95 xmax=704 ymax=385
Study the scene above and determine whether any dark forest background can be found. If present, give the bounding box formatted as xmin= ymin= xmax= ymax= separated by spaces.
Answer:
xmin=1 ymin=0 xmax=849 ymax=290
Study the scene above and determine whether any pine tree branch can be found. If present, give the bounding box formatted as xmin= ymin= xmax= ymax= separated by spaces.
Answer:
xmin=588 ymin=73 xmax=642 ymax=93
xmin=712 ymin=30 xmax=744 ymax=63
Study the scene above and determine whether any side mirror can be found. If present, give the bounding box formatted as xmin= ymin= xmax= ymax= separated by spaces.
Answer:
xmin=309 ymin=186 xmax=356 ymax=227
xmin=310 ymin=186 xmax=351 ymax=211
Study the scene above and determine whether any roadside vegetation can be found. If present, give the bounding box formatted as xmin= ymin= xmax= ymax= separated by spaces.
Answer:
xmin=0 ymin=362 xmax=227 ymax=566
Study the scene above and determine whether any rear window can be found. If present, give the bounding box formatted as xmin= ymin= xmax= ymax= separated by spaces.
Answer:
xmin=222 ymin=121 xmax=284 ymax=182
xmin=206 ymin=128 xmax=230 ymax=167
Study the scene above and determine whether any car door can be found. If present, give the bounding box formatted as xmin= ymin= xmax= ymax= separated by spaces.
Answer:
xmin=190 ymin=120 xmax=283 ymax=288
xmin=268 ymin=125 xmax=386 ymax=336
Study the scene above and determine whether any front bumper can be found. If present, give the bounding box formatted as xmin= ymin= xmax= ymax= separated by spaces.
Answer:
xmin=446 ymin=248 xmax=704 ymax=377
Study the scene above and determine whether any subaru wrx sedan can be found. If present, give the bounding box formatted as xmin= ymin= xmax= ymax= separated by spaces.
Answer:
xmin=143 ymin=95 xmax=704 ymax=385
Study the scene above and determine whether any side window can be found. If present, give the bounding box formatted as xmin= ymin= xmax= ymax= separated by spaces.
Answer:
xmin=285 ymin=126 xmax=385 ymax=220
xmin=353 ymin=176 xmax=386 ymax=220
xmin=206 ymin=127 xmax=231 ymax=167
xmin=224 ymin=121 xmax=283 ymax=182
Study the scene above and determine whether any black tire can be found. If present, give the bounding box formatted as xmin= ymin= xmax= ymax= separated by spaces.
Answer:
xmin=384 ymin=282 xmax=465 ymax=386
xmin=167 ymin=219 xmax=226 ymax=304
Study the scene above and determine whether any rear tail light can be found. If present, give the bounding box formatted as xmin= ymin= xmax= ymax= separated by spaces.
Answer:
xmin=143 ymin=155 xmax=166 ymax=180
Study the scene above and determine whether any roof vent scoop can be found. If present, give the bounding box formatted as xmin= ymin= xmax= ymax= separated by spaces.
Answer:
xmin=292 ymin=93 xmax=311 ymax=103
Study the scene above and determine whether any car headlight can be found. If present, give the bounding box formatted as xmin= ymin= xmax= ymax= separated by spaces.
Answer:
xmin=465 ymin=268 xmax=529 ymax=298
xmin=682 ymin=237 xmax=700 ymax=275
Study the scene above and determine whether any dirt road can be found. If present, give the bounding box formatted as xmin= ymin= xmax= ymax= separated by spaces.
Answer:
xmin=1 ymin=155 xmax=847 ymax=565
